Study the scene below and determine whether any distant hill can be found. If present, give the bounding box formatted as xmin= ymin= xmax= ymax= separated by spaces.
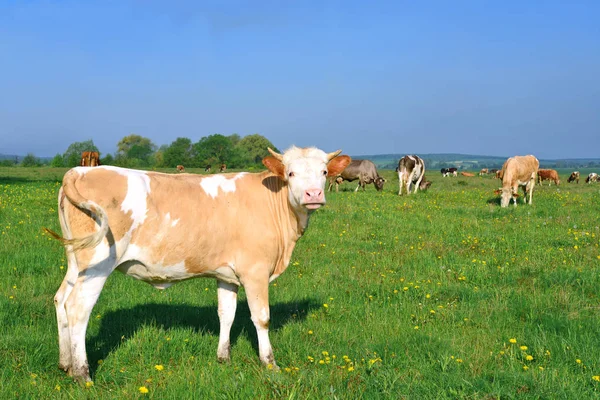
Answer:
xmin=352 ymin=153 xmax=600 ymax=170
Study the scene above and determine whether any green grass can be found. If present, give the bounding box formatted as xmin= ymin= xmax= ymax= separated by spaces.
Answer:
xmin=1 ymin=167 xmax=600 ymax=399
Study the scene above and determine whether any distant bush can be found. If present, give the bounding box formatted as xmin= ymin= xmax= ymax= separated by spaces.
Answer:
xmin=21 ymin=153 xmax=41 ymax=167
xmin=0 ymin=159 xmax=15 ymax=167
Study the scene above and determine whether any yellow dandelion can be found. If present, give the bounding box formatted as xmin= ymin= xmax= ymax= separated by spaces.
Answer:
xmin=526 ymin=355 xmax=533 ymax=361
xmin=539 ymin=366 xmax=544 ymax=371
xmin=593 ymin=375 xmax=600 ymax=382
xmin=347 ymin=366 xmax=354 ymax=372
xmin=520 ymin=345 xmax=528 ymax=351
xmin=154 ymin=364 xmax=164 ymax=371
xmin=576 ymin=359 xmax=582 ymax=364
xmin=509 ymin=338 xmax=517 ymax=344
xmin=456 ymin=358 xmax=463 ymax=363
xmin=139 ymin=386 xmax=149 ymax=394
xmin=323 ymin=303 xmax=328 ymax=308
xmin=85 ymin=381 xmax=94 ymax=388
xmin=54 ymin=385 xmax=61 ymax=391
xmin=523 ymin=365 xmax=529 ymax=371
xmin=308 ymin=330 xmax=313 ymax=335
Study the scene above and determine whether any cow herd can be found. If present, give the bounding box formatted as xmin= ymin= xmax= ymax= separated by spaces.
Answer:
xmin=326 ymin=153 xmax=599 ymax=210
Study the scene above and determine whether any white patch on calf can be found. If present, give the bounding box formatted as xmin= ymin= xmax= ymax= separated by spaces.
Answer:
xmin=120 ymin=171 xmax=150 ymax=232
xmin=200 ymin=173 xmax=247 ymax=199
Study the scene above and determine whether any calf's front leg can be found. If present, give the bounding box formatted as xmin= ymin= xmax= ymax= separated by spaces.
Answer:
xmin=216 ymin=281 xmax=238 ymax=362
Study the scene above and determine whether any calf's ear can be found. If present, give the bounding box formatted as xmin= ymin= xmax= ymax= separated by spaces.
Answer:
xmin=327 ymin=155 xmax=351 ymax=177
xmin=262 ymin=156 xmax=285 ymax=178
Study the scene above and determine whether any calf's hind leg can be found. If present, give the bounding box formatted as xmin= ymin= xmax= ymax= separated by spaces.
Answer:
xmin=55 ymin=250 xmax=79 ymax=372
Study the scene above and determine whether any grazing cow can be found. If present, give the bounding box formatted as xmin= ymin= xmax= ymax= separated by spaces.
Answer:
xmin=537 ymin=169 xmax=560 ymax=185
xmin=440 ymin=167 xmax=458 ymax=177
xmin=489 ymin=168 xmax=499 ymax=175
xmin=398 ymin=155 xmax=425 ymax=195
xmin=567 ymin=171 xmax=580 ymax=184
xmin=500 ymin=155 xmax=539 ymax=207
xmin=461 ymin=172 xmax=475 ymax=177
xmin=419 ymin=176 xmax=432 ymax=191
xmin=479 ymin=168 xmax=489 ymax=176
xmin=495 ymin=169 xmax=503 ymax=180
xmin=205 ymin=165 xmax=212 ymax=172
xmin=327 ymin=159 xmax=385 ymax=192
xmin=586 ymin=173 xmax=598 ymax=183
xmin=220 ymin=164 xmax=227 ymax=173
xmin=44 ymin=146 xmax=351 ymax=382
xmin=80 ymin=151 xmax=100 ymax=167
xmin=176 ymin=165 xmax=185 ymax=173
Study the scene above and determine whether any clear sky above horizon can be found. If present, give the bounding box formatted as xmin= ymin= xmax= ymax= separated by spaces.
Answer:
xmin=1 ymin=1 xmax=599 ymax=159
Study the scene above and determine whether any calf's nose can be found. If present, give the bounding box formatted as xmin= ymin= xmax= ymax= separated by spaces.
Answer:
xmin=304 ymin=189 xmax=324 ymax=203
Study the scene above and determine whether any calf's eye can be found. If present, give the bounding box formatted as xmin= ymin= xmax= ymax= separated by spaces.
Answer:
xmin=322 ymin=170 xmax=327 ymax=176
xmin=288 ymin=172 xmax=295 ymax=178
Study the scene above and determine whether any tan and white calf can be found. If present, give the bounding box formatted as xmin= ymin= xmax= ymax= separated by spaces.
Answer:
xmin=398 ymin=155 xmax=425 ymax=195
xmin=500 ymin=155 xmax=539 ymax=207
xmin=46 ymin=146 xmax=351 ymax=382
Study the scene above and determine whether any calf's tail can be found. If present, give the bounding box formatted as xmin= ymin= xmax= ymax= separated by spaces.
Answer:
xmin=44 ymin=170 xmax=109 ymax=251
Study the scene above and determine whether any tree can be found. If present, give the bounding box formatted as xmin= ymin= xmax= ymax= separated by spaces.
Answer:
xmin=50 ymin=154 xmax=64 ymax=167
xmin=21 ymin=153 xmax=40 ymax=167
xmin=116 ymin=134 xmax=157 ymax=167
xmin=63 ymin=140 xmax=99 ymax=167
xmin=192 ymin=134 xmax=236 ymax=167
xmin=101 ymin=153 xmax=114 ymax=165
xmin=163 ymin=137 xmax=194 ymax=168
xmin=236 ymin=134 xmax=279 ymax=165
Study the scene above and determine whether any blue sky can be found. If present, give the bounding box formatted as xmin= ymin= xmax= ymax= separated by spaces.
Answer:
xmin=1 ymin=1 xmax=599 ymax=159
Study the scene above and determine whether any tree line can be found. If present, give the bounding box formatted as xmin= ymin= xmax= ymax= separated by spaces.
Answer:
xmin=3 ymin=133 xmax=279 ymax=169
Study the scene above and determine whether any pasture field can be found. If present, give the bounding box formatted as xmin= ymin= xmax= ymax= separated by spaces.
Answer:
xmin=1 ymin=166 xmax=600 ymax=399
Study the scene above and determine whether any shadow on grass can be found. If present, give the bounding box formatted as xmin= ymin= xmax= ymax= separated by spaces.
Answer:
xmin=486 ymin=197 xmax=501 ymax=206
xmin=87 ymin=299 xmax=319 ymax=375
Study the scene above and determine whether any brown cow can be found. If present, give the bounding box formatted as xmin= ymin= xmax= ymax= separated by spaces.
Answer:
xmin=567 ymin=171 xmax=580 ymax=184
xmin=500 ymin=155 xmax=539 ymax=207
xmin=44 ymin=146 xmax=350 ymax=381
xmin=495 ymin=169 xmax=503 ymax=180
xmin=327 ymin=159 xmax=385 ymax=192
xmin=219 ymin=164 xmax=227 ymax=173
xmin=80 ymin=151 xmax=100 ymax=167
xmin=537 ymin=169 xmax=560 ymax=185
xmin=460 ymin=172 xmax=475 ymax=177
xmin=479 ymin=168 xmax=489 ymax=176
xmin=176 ymin=165 xmax=185 ymax=173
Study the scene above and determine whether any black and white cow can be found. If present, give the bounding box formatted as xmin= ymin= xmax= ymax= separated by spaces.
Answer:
xmin=398 ymin=155 xmax=425 ymax=195
xmin=440 ymin=167 xmax=458 ymax=177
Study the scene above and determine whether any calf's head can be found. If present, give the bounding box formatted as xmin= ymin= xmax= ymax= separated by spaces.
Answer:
xmin=374 ymin=177 xmax=386 ymax=191
xmin=263 ymin=146 xmax=351 ymax=211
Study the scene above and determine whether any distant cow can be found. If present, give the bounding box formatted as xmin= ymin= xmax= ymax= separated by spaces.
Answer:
xmin=176 ymin=165 xmax=185 ymax=173
xmin=479 ymin=168 xmax=489 ymax=176
xmin=441 ymin=167 xmax=458 ymax=177
xmin=537 ymin=169 xmax=560 ymax=185
xmin=495 ymin=169 xmax=504 ymax=180
xmin=44 ymin=146 xmax=351 ymax=381
xmin=328 ymin=159 xmax=385 ymax=192
xmin=398 ymin=155 xmax=425 ymax=195
xmin=586 ymin=173 xmax=598 ymax=183
xmin=205 ymin=165 xmax=212 ymax=172
xmin=500 ymin=155 xmax=539 ymax=207
xmin=567 ymin=171 xmax=580 ymax=184
xmin=80 ymin=151 xmax=100 ymax=167
xmin=461 ymin=172 xmax=475 ymax=177
xmin=219 ymin=164 xmax=227 ymax=173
